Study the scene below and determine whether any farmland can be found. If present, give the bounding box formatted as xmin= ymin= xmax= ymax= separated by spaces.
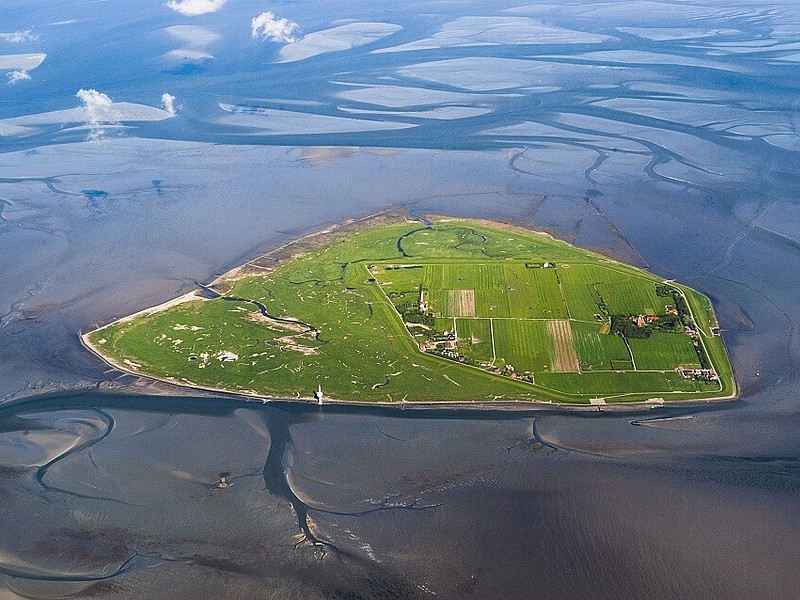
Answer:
xmin=84 ymin=214 xmax=736 ymax=404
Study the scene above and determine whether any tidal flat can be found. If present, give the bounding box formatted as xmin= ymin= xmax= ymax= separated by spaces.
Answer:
xmin=2 ymin=0 xmax=800 ymax=597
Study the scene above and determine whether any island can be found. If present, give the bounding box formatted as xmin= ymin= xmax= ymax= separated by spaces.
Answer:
xmin=83 ymin=213 xmax=736 ymax=405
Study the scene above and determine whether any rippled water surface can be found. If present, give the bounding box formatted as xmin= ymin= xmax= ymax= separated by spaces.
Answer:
xmin=2 ymin=0 xmax=800 ymax=597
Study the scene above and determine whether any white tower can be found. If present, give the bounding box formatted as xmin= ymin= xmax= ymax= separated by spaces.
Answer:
xmin=314 ymin=384 xmax=324 ymax=405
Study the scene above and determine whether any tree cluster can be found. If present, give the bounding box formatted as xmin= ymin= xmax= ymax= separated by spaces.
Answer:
xmin=397 ymin=302 xmax=436 ymax=327
xmin=610 ymin=315 xmax=652 ymax=339
xmin=653 ymin=313 xmax=682 ymax=333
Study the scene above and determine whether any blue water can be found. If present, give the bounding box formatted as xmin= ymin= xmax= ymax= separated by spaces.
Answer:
xmin=2 ymin=0 xmax=800 ymax=597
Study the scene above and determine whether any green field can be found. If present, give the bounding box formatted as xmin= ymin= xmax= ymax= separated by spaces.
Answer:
xmin=571 ymin=322 xmax=632 ymax=371
xmin=628 ymin=332 xmax=702 ymax=371
xmin=417 ymin=264 xmax=567 ymax=319
xmin=85 ymin=215 xmax=736 ymax=404
xmin=491 ymin=319 xmax=553 ymax=373
xmin=456 ymin=318 xmax=494 ymax=364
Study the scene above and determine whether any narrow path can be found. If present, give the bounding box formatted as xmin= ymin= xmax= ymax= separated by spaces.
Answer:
xmin=623 ymin=336 xmax=637 ymax=370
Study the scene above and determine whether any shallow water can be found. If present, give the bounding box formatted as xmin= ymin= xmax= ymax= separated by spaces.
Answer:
xmin=2 ymin=0 xmax=800 ymax=597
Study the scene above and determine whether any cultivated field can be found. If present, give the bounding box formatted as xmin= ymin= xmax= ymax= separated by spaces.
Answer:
xmin=85 ymin=215 xmax=735 ymax=404
xmin=446 ymin=289 xmax=476 ymax=317
xmin=571 ymin=322 xmax=631 ymax=370
xmin=628 ymin=332 xmax=702 ymax=370
xmin=547 ymin=319 xmax=580 ymax=372
xmin=491 ymin=319 xmax=552 ymax=372
xmin=456 ymin=318 xmax=493 ymax=363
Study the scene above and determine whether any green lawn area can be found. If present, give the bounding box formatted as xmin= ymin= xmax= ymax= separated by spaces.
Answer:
xmin=596 ymin=277 xmax=665 ymax=316
xmin=409 ymin=264 xmax=567 ymax=319
xmin=559 ymin=263 xmax=666 ymax=318
xmin=456 ymin=318 xmax=494 ymax=363
xmin=536 ymin=371 xmax=706 ymax=397
xmin=87 ymin=216 xmax=735 ymax=404
xmin=628 ymin=332 xmax=702 ymax=370
xmin=571 ymin=322 xmax=632 ymax=370
xmin=96 ymin=274 xmax=539 ymax=403
xmin=559 ymin=264 xmax=605 ymax=320
xmin=504 ymin=266 xmax=566 ymax=319
xmin=491 ymin=319 xmax=553 ymax=373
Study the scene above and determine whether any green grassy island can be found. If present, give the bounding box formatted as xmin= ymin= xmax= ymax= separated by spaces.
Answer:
xmin=84 ymin=214 xmax=736 ymax=405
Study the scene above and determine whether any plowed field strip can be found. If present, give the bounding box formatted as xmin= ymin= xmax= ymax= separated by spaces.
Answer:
xmin=548 ymin=319 xmax=580 ymax=372
xmin=447 ymin=289 xmax=476 ymax=317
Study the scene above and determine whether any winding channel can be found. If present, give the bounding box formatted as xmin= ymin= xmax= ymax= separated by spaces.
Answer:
xmin=196 ymin=282 xmax=322 ymax=341
xmin=260 ymin=408 xmax=444 ymax=560
xmin=0 ymin=408 xmax=143 ymax=583
xmin=33 ymin=408 xmax=130 ymax=505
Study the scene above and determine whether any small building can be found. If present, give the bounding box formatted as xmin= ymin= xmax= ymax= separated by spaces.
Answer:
xmin=679 ymin=368 xmax=718 ymax=381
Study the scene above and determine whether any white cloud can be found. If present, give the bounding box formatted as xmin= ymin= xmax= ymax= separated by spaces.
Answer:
xmin=165 ymin=25 xmax=220 ymax=47
xmin=0 ymin=30 xmax=38 ymax=43
xmin=162 ymin=25 xmax=219 ymax=65
xmin=6 ymin=70 xmax=30 ymax=84
xmin=251 ymin=12 xmax=299 ymax=43
xmin=165 ymin=0 xmax=227 ymax=16
xmin=76 ymin=88 xmax=116 ymax=140
xmin=161 ymin=93 xmax=176 ymax=115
